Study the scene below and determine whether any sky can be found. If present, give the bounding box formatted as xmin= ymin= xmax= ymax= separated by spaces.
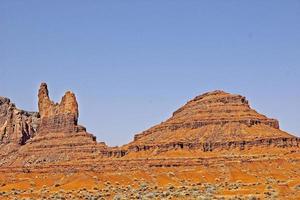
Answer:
xmin=0 ymin=1 xmax=299 ymax=146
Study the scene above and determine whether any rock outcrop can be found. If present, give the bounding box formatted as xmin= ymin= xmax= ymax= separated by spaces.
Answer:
xmin=126 ymin=90 xmax=297 ymax=153
xmin=0 ymin=84 xmax=299 ymax=200
xmin=0 ymin=83 xmax=107 ymax=167
xmin=37 ymin=83 xmax=85 ymax=134
xmin=0 ymin=85 xmax=299 ymax=171
xmin=0 ymin=97 xmax=39 ymax=146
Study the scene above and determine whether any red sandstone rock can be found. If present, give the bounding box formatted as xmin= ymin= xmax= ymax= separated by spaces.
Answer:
xmin=0 ymin=84 xmax=299 ymax=200
xmin=38 ymin=83 xmax=78 ymax=119
xmin=0 ymin=97 xmax=39 ymax=146
xmin=37 ymin=83 xmax=83 ymax=134
xmin=127 ymin=90 xmax=296 ymax=153
xmin=0 ymin=84 xmax=299 ymax=170
xmin=0 ymin=83 xmax=107 ymax=167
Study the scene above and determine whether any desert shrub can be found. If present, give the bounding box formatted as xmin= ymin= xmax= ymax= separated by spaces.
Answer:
xmin=140 ymin=182 xmax=148 ymax=189
xmin=294 ymin=184 xmax=300 ymax=190
xmin=113 ymin=194 xmax=123 ymax=200
xmin=167 ymin=172 xmax=175 ymax=177
xmin=249 ymin=195 xmax=258 ymax=200
xmin=167 ymin=184 xmax=174 ymax=190
xmin=93 ymin=186 xmax=99 ymax=191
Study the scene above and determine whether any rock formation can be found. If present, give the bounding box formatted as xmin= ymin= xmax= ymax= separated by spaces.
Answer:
xmin=0 ymin=83 xmax=107 ymax=167
xmin=0 ymin=97 xmax=39 ymax=146
xmin=0 ymin=84 xmax=299 ymax=170
xmin=126 ymin=90 xmax=298 ymax=153
xmin=0 ymin=84 xmax=299 ymax=199
xmin=37 ymin=83 xmax=85 ymax=134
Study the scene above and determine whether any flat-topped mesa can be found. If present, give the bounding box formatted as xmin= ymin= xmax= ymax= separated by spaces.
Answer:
xmin=37 ymin=83 xmax=85 ymax=134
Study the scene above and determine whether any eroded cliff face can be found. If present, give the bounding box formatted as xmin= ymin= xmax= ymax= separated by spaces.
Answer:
xmin=6 ymin=83 xmax=103 ymax=166
xmin=0 ymin=83 xmax=105 ymax=167
xmin=0 ymin=97 xmax=39 ymax=146
xmin=126 ymin=90 xmax=297 ymax=154
xmin=37 ymin=83 xmax=85 ymax=134
xmin=0 ymin=84 xmax=299 ymax=200
xmin=0 ymin=84 xmax=299 ymax=169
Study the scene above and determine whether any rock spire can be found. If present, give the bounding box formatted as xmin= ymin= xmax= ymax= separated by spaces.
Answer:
xmin=37 ymin=83 xmax=84 ymax=133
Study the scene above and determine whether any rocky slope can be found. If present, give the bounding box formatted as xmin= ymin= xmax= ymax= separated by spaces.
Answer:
xmin=0 ymin=96 xmax=39 ymax=159
xmin=125 ymin=90 xmax=298 ymax=154
xmin=0 ymin=97 xmax=39 ymax=145
xmin=0 ymin=84 xmax=299 ymax=169
xmin=0 ymin=83 xmax=107 ymax=168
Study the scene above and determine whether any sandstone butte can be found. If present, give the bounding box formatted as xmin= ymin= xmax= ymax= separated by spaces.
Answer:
xmin=0 ymin=83 xmax=299 ymax=199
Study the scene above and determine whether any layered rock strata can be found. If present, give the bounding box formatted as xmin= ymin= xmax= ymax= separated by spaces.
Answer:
xmin=0 ymin=83 xmax=108 ymax=167
xmin=126 ymin=91 xmax=297 ymax=154
xmin=0 ymin=85 xmax=299 ymax=170
xmin=38 ymin=83 xmax=85 ymax=134
xmin=0 ymin=97 xmax=39 ymax=146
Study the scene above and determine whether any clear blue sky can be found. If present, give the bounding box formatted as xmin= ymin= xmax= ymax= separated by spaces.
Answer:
xmin=1 ymin=1 xmax=299 ymax=146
